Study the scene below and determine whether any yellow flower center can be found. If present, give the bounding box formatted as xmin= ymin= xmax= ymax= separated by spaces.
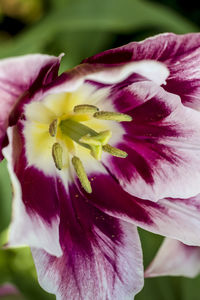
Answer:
xmin=24 ymin=89 xmax=132 ymax=193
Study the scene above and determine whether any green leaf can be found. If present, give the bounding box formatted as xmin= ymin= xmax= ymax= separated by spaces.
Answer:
xmin=0 ymin=247 xmax=55 ymax=300
xmin=42 ymin=0 xmax=198 ymax=33
xmin=0 ymin=160 xmax=12 ymax=233
xmin=45 ymin=30 xmax=115 ymax=71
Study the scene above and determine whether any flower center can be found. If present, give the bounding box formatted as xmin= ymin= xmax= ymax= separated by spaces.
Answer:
xmin=49 ymin=104 xmax=132 ymax=193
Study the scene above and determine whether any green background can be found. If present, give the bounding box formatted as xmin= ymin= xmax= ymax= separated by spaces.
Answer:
xmin=0 ymin=0 xmax=200 ymax=299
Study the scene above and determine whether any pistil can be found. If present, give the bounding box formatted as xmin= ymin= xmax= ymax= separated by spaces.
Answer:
xmin=60 ymin=119 xmax=112 ymax=160
xmin=80 ymin=130 xmax=112 ymax=160
xmin=59 ymin=119 xmax=97 ymax=145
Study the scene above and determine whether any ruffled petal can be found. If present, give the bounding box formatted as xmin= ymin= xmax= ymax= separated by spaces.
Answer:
xmin=43 ymin=59 xmax=168 ymax=97
xmin=102 ymin=80 xmax=200 ymax=200
xmin=3 ymin=126 xmax=62 ymax=256
xmin=0 ymin=54 xmax=62 ymax=158
xmin=31 ymin=180 xmax=143 ymax=300
xmin=145 ymin=238 xmax=200 ymax=278
xmin=83 ymin=33 xmax=200 ymax=110
xmin=6 ymin=58 xmax=168 ymax=143
xmin=86 ymin=174 xmax=200 ymax=246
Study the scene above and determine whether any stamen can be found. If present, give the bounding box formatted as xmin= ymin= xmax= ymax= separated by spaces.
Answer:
xmin=52 ymin=143 xmax=63 ymax=170
xmin=74 ymin=104 xmax=99 ymax=114
xmin=72 ymin=156 xmax=92 ymax=194
xmin=49 ymin=119 xmax=58 ymax=137
xmin=102 ymin=144 xmax=128 ymax=158
xmin=93 ymin=111 xmax=132 ymax=122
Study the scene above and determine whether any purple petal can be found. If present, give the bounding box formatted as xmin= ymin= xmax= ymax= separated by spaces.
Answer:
xmin=0 ymin=54 xmax=62 ymax=159
xmin=102 ymin=80 xmax=200 ymax=200
xmin=145 ymin=238 xmax=200 ymax=278
xmin=83 ymin=33 xmax=200 ymax=110
xmin=3 ymin=126 xmax=62 ymax=256
xmin=31 ymin=180 xmax=143 ymax=300
xmin=86 ymin=174 xmax=200 ymax=246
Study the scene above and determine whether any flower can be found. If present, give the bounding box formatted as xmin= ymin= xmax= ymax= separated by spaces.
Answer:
xmin=145 ymin=232 xmax=200 ymax=278
xmin=2 ymin=33 xmax=200 ymax=299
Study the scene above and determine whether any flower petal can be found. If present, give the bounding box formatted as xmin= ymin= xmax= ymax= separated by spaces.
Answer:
xmin=102 ymin=81 xmax=200 ymax=200
xmin=145 ymin=238 xmax=200 ymax=278
xmin=3 ymin=126 xmax=62 ymax=256
xmin=83 ymin=33 xmax=200 ymax=110
xmin=86 ymin=174 xmax=200 ymax=246
xmin=43 ymin=59 xmax=168 ymax=98
xmin=0 ymin=54 xmax=62 ymax=158
xmin=31 ymin=180 xmax=143 ymax=300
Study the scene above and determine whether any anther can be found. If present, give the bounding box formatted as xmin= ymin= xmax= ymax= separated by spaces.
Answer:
xmin=93 ymin=111 xmax=132 ymax=122
xmin=49 ymin=119 xmax=58 ymax=137
xmin=102 ymin=144 xmax=128 ymax=158
xmin=72 ymin=156 xmax=92 ymax=193
xmin=52 ymin=143 xmax=63 ymax=170
xmin=74 ymin=104 xmax=99 ymax=114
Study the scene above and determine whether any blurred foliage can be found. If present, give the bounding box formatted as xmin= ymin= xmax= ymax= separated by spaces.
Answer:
xmin=0 ymin=0 xmax=199 ymax=72
xmin=0 ymin=0 xmax=200 ymax=299
xmin=0 ymin=0 xmax=43 ymax=23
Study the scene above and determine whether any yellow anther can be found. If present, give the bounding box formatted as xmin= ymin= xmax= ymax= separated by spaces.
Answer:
xmin=79 ymin=130 xmax=112 ymax=146
xmin=102 ymin=144 xmax=128 ymax=158
xmin=52 ymin=143 xmax=63 ymax=170
xmin=49 ymin=119 xmax=58 ymax=137
xmin=74 ymin=104 xmax=99 ymax=114
xmin=72 ymin=156 xmax=92 ymax=194
xmin=93 ymin=111 xmax=132 ymax=122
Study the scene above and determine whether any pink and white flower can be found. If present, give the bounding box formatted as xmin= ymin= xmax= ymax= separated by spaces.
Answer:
xmin=1 ymin=33 xmax=200 ymax=299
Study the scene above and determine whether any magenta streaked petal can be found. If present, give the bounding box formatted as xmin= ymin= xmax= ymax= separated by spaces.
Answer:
xmin=145 ymin=238 xmax=200 ymax=278
xmin=103 ymin=82 xmax=200 ymax=200
xmin=3 ymin=127 xmax=62 ymax=256
xmin=31 ymin=180 xmax=143 ymax=300
xmin=0 ymin=54 xmax=62 ymax=158
xmin=83 ymin=33 xmax=200 ymax=110
xmin=87 ymin=174 xmax=200 ymax=246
